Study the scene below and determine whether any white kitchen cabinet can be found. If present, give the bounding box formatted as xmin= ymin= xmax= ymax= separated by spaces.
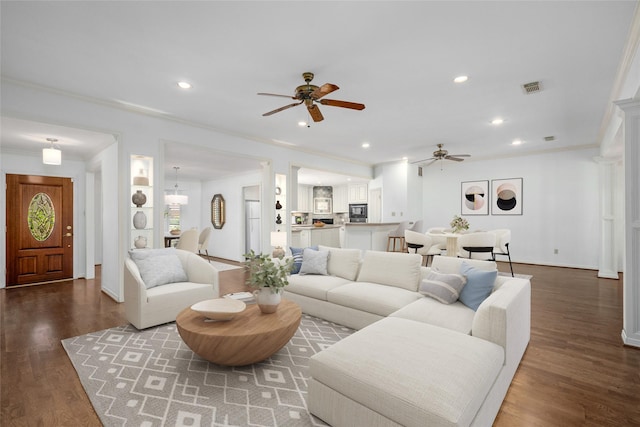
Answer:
xmin=348 ymin=183 xmax=368 ymax=203
xmin=297 ymin=185 xmax=312 ymax=212
xmin=333 ymin=185 xmax=349 ymax=212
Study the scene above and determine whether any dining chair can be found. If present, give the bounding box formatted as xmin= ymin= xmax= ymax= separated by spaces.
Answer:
xmin=404 ymin=230 xmax=441 ymax=266
xmin=489 ymin=229 xmax=513 ymax=276
xmin=409 ymin=220 xmax=424 ymax=233
xmin=176 ymin=228 xmax=199 ymax=253
xmin=197 ymin=227 xmax=213 ymax=262
xmin=426 ymin=227 xmax=447 ymax=254
xmin=456 ymin=232 xmax=496 ymax=260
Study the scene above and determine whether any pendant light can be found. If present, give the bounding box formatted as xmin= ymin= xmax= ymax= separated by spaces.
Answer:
xmin=164 ymin=166 xmax=189 ymax=205
xmin=42 ymin=138 xmax=61 ymax=165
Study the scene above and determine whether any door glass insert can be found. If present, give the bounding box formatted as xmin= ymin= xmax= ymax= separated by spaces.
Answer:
xmin=28 ymin=192 xmax=55 ymax=241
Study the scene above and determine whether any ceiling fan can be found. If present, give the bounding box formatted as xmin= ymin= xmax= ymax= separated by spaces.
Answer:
xmin=258 ymin=72 xmax=365 ymax=122
xmin=412 ymin=144 xmax=471 ymax=166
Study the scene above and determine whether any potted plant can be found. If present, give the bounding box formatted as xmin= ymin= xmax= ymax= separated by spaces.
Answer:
xmin=450 ymin=215 xmax=470 ymax=233
xmin=243 ymin=250 xmax=293 ymax=313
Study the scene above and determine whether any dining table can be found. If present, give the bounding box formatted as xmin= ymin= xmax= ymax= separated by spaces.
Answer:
xmin=164 ymin=234 xmax=181 ymax=248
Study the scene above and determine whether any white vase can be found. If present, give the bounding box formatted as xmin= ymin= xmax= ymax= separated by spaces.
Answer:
xmin=253 ymin=287 xmax=282 ymax=313
xmin=133 ymin=210 xmax=147 ymax=229
xmin=134 ymin=236 xmax=147 ymax=249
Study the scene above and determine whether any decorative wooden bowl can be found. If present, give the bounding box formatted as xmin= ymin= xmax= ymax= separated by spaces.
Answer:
xmin=191 ymin=298 xmax=246 ymax=321
xmin=313 ymin=222 xmax=325 ymax=227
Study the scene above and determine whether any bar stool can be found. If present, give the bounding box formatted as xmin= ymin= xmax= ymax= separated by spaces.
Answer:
xmin=387 ymin=221 xmax=410 ymax=252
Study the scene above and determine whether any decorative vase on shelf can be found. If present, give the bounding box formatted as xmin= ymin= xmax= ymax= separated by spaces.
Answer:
xmin=131 ymin=190 xmax=147 ymax=207
xmin=133 ymin=210 xmax=147 ymax=229
xmin=133 ymin=169 xmax=149 ymax=186
xmin=253 ymin=288 xmax=282 ymax=314
xmin=275 ymin=214 xmax=282 ymax=224
xmin=275 ymin=200 xmax=282 ymax=210
xmin=134 ymin=236 xmax=147 ymax=249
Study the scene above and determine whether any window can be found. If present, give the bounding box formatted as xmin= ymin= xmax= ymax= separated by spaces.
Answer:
xmin=168 ymin=205 xmax=181 ymax=232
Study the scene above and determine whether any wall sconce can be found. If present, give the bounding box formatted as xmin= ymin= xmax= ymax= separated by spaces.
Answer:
xmin=270 ymin=231 xmax=287 ymax=259
xmin=42 ymin=138 xmax=61 ymax=165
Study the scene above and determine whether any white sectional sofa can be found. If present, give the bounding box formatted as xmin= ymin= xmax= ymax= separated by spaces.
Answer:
xmin=282 ymin=245 xmax=531 ymax=427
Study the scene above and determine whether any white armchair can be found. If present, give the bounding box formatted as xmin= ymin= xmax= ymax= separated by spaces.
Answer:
xmin=124 ymin=248 xmax=219 ymax=329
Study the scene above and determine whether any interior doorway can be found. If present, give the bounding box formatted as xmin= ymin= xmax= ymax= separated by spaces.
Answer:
xmin=5 ymin=174 xmax=74 ymax=286
xmin=243 ymin=185 xmax=261 ymax=255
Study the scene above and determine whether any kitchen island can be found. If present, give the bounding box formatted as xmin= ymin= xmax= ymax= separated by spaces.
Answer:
xmin=343 ymin=222 xmax=400 ymax=252
xmin=291 ymin=225 xmax=341 ymax=248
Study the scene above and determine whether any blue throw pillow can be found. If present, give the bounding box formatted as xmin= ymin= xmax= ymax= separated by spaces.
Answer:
xmin=458 ymin=261 xmax=497 ymax=311
xmin=290 ymin=245 xmax=319 ymax=274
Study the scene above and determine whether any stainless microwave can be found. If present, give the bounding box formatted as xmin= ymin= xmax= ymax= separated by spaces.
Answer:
xmin=349 ymin=203 xmax=368 ymax=219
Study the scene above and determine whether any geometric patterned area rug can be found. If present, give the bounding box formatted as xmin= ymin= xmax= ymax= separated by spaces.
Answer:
xmin=62 ymin=315 xmax=354 ymax=427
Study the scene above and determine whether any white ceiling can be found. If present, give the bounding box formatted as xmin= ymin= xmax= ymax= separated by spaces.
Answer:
xmin=1 ymin=1 xmax=637 ymax=184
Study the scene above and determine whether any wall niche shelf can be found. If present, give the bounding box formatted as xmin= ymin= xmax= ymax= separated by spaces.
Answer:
xmin=130 ymin=155 xmax=153 ymax=249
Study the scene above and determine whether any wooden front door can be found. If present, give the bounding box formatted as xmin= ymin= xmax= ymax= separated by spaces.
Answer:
xmin=6 ymin=174 xmax=74 ymax=286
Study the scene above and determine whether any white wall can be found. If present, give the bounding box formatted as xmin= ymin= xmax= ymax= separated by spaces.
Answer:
xmin=421 ymin=147 xmax=602 ymax=269
xmin=201 ymin=171 xmax=263 ymax=262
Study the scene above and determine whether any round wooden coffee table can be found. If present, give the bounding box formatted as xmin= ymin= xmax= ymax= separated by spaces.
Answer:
xmin=176 ymin=298 xmax=302 ymax=366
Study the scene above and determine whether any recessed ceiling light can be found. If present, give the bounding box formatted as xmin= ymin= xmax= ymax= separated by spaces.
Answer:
xmin=298 ymin=121 xmax=307 ymax=127
xmin=402 ymin=156 xmax=408 ymax=161
xmin=491 ymin=118 xmax=504 ymax=125
xmin=512 ymin=139 xmax=523 ymax=145
xmin=362 ymin=142 xmax=370 ymax=148
xmin=454 ymin=75 xmax=468 ymax=83
xmin=177 ymin=81 xmax=192 ymax=89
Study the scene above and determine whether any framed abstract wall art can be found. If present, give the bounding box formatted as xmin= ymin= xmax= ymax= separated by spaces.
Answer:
xmin=461 ymin=180 xmax=489 ymax=215
xmin=491 ymin=178 xmax=523 ymax=215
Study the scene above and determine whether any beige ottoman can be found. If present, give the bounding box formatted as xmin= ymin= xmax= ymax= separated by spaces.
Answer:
xmin=308 ymin=317 xmax=505 ymax=427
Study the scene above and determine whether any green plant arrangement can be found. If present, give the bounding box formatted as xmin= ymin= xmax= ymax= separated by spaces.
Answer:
xmin=243 ymin=250 xmax=293 ymax=292
xmin=450 ymin=215 xmax=470 ymax=233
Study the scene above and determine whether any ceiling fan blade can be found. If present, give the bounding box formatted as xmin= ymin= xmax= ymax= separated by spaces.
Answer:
xmin=411 ymin=157 xmax=436 ymax=165
xmin=448 ymin=154 xmax=471 ymax=157
xmin=307 ymin=104 xmax=324 ymax=122
xmin=257 ymin=92 xmax=297 ymax=99
xmin=445 ymin=156 xmax=465 ymax=162
xmin=319 ymin=99 xmax=366 ymax=110
xmin=262 ymin=101 xmax=303 ymax=116
xmin=311 ymin=83 xmax=339 ymax=100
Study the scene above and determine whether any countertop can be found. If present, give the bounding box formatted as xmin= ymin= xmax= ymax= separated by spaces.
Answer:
xmin=343 ymin=222 xmax=400 ymax=227
xmin=291 ymin=224 xmax=343 ymax=230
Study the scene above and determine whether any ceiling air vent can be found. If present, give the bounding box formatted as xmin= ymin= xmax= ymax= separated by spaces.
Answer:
xmin=522 ymin=81 xmax=541 ymax=94
xmin=544 ymin=135 xmax=556 ymax=142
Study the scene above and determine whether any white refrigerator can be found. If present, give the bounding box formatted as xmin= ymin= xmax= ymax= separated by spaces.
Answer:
xmin=245 ymin=200 xmax=261 ymax=254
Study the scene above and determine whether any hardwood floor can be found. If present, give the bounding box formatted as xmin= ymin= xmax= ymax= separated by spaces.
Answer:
xmin=1 ymin=261 xmax=639 ymax=426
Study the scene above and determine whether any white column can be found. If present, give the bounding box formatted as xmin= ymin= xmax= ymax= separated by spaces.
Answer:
xmin=595 ymin=157 xmax=619 ymax=279
xmin=617 ymin=98 xmax=640 ymax=348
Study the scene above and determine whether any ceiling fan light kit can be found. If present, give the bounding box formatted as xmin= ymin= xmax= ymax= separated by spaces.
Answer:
xmin=258 ymin=72 xmax=365 ymax=122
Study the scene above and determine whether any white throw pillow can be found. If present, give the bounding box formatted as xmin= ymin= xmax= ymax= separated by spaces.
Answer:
xmin=129 ymin=248 xmax=188 ymax=289
xmin=299 ymin=249 xmax=329 ymax=275
xmin=357 ymin=251 xmax=422 ymax=291
xmin=318 ymin=245 xmax=361 ymax=280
